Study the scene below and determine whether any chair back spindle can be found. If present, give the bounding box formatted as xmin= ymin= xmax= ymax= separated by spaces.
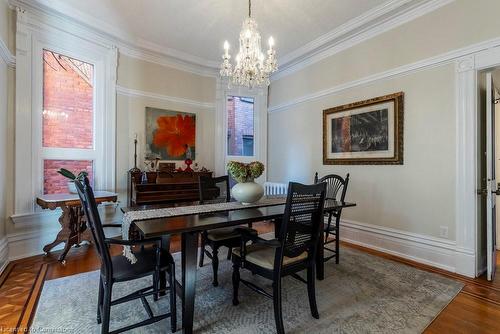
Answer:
xmin=277 ymin=182 xmax=327 ymax=263
xmin=314 ymin=172 xmax=349 ymax=202
xmin=199 ymin=175 xmax=231 ymax=204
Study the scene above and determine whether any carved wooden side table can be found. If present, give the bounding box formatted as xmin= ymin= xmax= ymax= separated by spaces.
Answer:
xmin=36 ymin=191 xmax=118 ymax=263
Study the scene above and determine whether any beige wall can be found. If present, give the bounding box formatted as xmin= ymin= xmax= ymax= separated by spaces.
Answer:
xmin=115 ymin=55 xmax=216 ymax=205
xmin=268 ymin=0 xmax=500 ymax=240
xmin=269 ymin=65 xmax=456 ymax=238
xmin=118 ymin=56 xmax=215 ymax=103
xmin=0 ymin=0 xmax=9 ymax=45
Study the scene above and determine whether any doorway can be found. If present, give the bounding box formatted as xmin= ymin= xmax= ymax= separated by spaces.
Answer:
xmin=478 ymin=68 xmax=500 ymax=281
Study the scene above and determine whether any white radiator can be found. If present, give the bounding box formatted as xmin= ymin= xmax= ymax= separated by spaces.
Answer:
xmin=264 ymin=182 xmax=288 ymax=196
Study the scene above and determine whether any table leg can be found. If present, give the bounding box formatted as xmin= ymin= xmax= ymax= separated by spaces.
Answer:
xmin=43 ymin=207 xmax=71 ymax=253
xmin=181 ymin=231 xmax=199 ymax=334
xmin=316 ymin=228 xmax=325 ymax=280
xmin=79 ymin=207 xmax=95 ymax=245
xmin=159 ymin=235 xmax=171 ymax=296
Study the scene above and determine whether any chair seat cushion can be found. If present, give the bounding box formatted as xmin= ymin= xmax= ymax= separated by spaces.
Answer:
xmin=107 ymin=247 xmax=174 ymax=282
xmin=232 ymin=244 xmax=307 ymax=270
xmin=207 ymin=227 xmax=241 ymax=241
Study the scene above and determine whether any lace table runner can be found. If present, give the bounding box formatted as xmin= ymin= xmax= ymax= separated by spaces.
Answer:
xmin=122 ymin=197 xmax=286 ymax=263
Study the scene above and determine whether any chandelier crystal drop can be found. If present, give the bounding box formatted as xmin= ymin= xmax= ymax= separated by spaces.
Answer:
xmin=220 ymin=0 xmax=278 ymax=88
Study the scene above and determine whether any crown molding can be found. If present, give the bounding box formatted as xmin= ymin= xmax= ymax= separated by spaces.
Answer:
xmin=276 ymin=0 xmax=415 ymax=67
xmin=9 ymin=0 xmax=453 ymax=80
xmin=271 ymin=0 xmax=455 ymax=81
xmin=9 ymin=0 xmax=218 ymax=77
xmin=116 ymin=85 xmax=215 ymax=110
xmin=118 ymin=45 xmax=217 ymax=78
xmin=0 ymin=37 xmax=15 ymax=68
xmin=268 ymin=36 xmax=500 ymax=113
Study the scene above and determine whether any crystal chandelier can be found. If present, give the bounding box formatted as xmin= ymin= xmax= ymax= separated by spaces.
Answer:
xmin=220 ymin=0 xmax=278 ymax=88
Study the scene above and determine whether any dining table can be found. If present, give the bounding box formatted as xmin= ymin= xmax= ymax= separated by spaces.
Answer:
xmin=121 ymin=197 xmax=356 ymax=334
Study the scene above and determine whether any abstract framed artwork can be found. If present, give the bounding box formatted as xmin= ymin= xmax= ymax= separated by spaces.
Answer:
xmin=145 ymin=107 xmax=196 ymax=160
xmin=323 ymin=92 xmax=404 ymax=165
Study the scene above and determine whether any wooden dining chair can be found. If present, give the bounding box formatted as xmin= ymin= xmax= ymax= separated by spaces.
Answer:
xmin=314 ymin=172 xmax=350 ymax=264
xmin=231 ymin=181 xmax=327 ymax=334
xmin=75 ymin=177 xmax=177 ymax=334
xmin=198 ymin=175 xmax=252 ymax=287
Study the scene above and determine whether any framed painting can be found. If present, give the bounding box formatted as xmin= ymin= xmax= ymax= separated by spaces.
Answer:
xmin=146 ymin=107 xmax=196 ymax=160
xmin=323 ymin=92 xmax=404 ymax=165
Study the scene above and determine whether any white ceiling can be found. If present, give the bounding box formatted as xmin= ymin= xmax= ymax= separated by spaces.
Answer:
xmin=37 ymin=0 xmax=398 ymax=65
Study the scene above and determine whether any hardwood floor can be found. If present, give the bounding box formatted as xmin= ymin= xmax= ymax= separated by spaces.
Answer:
xmin=0 ymin=223 xmax=498 ymax=333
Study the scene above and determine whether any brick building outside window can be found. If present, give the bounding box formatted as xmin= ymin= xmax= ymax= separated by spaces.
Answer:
xmin=226 ymin=96 xmax=255 ymax=157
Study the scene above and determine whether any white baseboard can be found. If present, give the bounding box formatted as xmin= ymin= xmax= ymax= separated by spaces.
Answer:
xmin=339 ymin=219 xmax=475 ymax=277
xmin=0 ymin=237 xmax=8 ymax=276
xmin=1 ymin=216 xmax=477 ymax=278
xmin=7 ymin=205 xmax=122 ymax=262
xmin=7 ymin=228 xmax=62 ymax=262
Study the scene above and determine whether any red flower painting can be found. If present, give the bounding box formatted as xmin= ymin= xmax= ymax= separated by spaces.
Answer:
xmin=153 ymin=114 xmax=195 ymax=157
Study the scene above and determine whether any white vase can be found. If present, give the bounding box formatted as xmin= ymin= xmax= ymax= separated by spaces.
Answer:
xmin=231 ymin=181 xmax=264 ymax=204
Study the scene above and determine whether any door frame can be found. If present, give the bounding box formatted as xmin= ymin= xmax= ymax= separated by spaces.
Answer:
xmin=456 ymin=45 xmax=500 ymax=277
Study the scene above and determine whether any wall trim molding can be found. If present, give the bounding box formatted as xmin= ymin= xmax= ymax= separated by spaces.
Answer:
xmin=117 ymin=45 xmax=217 ymax=79
xmin=14 ymin=7 xmax=118 ymax=214
xmin=116 ymin=85 xmax=215 ymax=110
xmin=7 ymin=228 xmax=62 ymax=262
xmin=340 ymin=219 xmax=473 ymax=275
xmin=454 ymin=45 xmax=500 ymax=278
xmin=268 ymin=36 xmax=500 ymax=113
xmin=10 ymin=210 xmax=62 ymax=228
xmin=272 ymin=0 xmax=454 ymax=81
xmin=0 ymin=37 xmax=15 ymax=68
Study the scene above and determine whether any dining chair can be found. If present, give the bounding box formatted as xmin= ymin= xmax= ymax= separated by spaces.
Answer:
xmin=75 ymin=177 xmax=177 ymax=334
xmin=198 ymin=175 xmax=252 ymax=286
xmin=231 ymin=181 xmax=327 ymax=334
xmin=314 ymin=172 xmax=350 ymax=264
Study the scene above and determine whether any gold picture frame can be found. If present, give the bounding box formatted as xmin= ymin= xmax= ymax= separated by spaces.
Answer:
xmin=323 ymin=92 xmax=404 ymax=165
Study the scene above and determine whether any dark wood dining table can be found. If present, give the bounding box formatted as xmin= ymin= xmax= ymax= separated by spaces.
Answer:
xmin=122 ymin=198 xmax=356 ymax=334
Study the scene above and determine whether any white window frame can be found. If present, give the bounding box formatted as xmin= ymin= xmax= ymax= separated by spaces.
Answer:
xmin=13 ymin=8 xmax=117 ymax=216
xmin=215 ymin=79 xmax=268 ymax=182
xmin=225 ymin=93 xmax=257 ymax=161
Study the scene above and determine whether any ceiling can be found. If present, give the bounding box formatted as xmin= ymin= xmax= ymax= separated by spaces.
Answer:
xmin=37 ymin=0 xmax=402 ymax=63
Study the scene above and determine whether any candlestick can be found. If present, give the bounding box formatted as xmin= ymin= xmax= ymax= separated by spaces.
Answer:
xmin=129 ymin=134 xmax=141 ymax=173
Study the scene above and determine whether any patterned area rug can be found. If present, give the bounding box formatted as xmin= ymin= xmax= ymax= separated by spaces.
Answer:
xmin=31 ymin=247 xmax=463 ymax=333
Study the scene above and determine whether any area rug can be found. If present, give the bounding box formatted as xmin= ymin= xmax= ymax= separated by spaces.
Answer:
xmin=31 ymin=246 xmax=463 ymax=333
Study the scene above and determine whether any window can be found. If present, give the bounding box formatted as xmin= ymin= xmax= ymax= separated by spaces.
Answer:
xmin=226 ymin=96 xmax=255 ymax=156
xmin=41 ymin=50 xmax=95 ymax=194
xmin=43 ymin=50 xmax=94 ymax=149
xmin=214 ymin=80 xmax=267 ymax=178
xmin=43 ymin=159 xmax=94 ymax=194
xmin=14 ymin=12 xmax=116 ymax=216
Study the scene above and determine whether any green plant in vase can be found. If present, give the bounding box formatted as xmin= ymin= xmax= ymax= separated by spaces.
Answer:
xmin=227 ymin=161 xmax=265 ymax=204
xmin=57 ymin=168 xmax=89 ymax=194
